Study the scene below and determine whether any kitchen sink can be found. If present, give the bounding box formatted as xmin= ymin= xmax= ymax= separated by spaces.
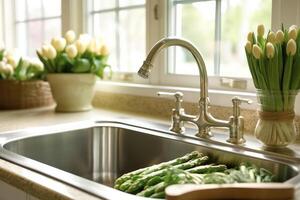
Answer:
xmin=0 ymin=119 xmax=300 ymax=200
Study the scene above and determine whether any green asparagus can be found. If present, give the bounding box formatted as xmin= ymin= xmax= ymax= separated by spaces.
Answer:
xmin=114 ymin=151 xmax=201 ymax=188
xmin=114 ymin=151 xmax=275 ymax=199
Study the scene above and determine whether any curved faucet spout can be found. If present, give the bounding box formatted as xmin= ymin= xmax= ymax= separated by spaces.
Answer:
xmin=138 ymin=37 xmax=208 ymax=99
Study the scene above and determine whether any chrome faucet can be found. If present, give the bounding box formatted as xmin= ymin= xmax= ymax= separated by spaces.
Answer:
xmin=138 ymin=37 xmax=251 ymax=145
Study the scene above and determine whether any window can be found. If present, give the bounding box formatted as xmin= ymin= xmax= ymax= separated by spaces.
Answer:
xmin=88 ymin=0 xmax=146 ymax=73
xmin=168 ymin=0 xmax=272 ymax=78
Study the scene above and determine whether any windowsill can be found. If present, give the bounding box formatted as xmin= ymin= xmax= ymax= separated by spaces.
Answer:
xmin=95 ymin=80 xmax=257 ymax=110
xmin=95 ymin=80 xmax=300 ymax=115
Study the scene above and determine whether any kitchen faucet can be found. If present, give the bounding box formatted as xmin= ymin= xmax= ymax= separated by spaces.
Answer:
xmin=138 ymin=37 xmax=252 ymax=145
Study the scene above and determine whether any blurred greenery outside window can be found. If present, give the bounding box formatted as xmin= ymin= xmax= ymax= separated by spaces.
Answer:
xmin=168 ymin=0 xmax=272 ymax=78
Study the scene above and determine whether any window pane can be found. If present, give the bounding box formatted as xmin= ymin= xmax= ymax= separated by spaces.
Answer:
xmin=44 ymin=18 xmax=61 ymax=43
xmin=119 ymin=8 xmax=145 ymax=72
xmin=27 ymin=21 xmax=43 ymax=56
xmin=27 ymin=0 xmax=42 ymax=19
xmin=15 ymin=0 xmax=26 ymax=21
xmin=119 ymin=0 xmax=145 ymax=7
xmin=42 ymin=0 xmax=61 ymax=17
xmin=169 ymin=1 xmax=216 ymax=75
xmin=168 ymin=0 xmax=272 ymax=78
xmin=220 ymin=0 xmax=272 ymax=77
xmin=16 ymin=23 xmax=27 ymax=55
xmin=93 ymin=12 xmax=117 ymax=69
xmin=90 ymin=1 xmax=146 ymax=73
xmin=93 ymin=0 xmax=115 ymax=11
xmin=14 ymin=0 xmax=61 ymax=56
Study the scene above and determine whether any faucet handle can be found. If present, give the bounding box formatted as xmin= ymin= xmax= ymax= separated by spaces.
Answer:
xmin=157 ymin=91 xmax=183 ymax=101
xmin=157 ymin=91 xmax=183 ymax=110
xmin=232 ymin=96 xmax=252 ymax=117
xmin=157 ymin=91 xmax=185 ymax=134
xmin=232 ymin=96 xmax=252 ymax=104
xmin=228 ymin=96 xmax=252 ymax=145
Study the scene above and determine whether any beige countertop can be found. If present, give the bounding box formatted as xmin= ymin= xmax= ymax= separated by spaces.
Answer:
xmin=0 ymin=106 xmax=299 ymax=200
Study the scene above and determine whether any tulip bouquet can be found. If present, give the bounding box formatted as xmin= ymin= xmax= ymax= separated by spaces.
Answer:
xmin=0 ymin=49 xmax=44 ymax=81
xmin=245 ymin=24 xmax=300 ymax=147
xmin=36 ymin=30 xmax=110 ymax=78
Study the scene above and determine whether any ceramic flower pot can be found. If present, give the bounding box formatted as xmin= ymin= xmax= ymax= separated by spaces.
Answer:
xmin=47 ymin=73 xmax=97 ymax=112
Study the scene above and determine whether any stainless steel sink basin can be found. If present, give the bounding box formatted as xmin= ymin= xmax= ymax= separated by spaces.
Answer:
xmin=0 ymin=119 xmax=300 ymax=199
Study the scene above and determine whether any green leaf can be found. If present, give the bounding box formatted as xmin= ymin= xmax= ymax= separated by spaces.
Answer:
xmin=55 ymin=53 xmax=71 ymax=73
xmin=72 ymin=58 xmax=91 ymax=73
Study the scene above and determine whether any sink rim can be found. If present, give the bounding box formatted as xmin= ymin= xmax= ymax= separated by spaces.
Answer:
xmin=0 ymin=119 xmax=300 ymax=200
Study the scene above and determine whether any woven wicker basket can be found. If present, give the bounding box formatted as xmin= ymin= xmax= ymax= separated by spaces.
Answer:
xmin=0 ymin=80 xmax=54 ymax=109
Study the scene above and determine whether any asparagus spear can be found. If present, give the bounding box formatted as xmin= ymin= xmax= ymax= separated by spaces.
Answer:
xmin=114 ymin=151 xmax=202 ymax=187
xmin=186 ymin=164 xmax=227 ymax=174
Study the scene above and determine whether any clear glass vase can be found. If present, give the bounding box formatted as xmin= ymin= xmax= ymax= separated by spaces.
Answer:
xmin=255 ymin=90 xmax=298 ymax=148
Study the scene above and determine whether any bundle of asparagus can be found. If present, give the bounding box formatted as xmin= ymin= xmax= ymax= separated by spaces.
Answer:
xmin=245 ymin=24 xmax=300 ymax=147
xmin=114 ymin=151 xmax=274 ymax=199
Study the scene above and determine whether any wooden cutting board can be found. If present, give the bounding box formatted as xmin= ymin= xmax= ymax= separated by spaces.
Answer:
xmin=165 ymin=183 xmax=294 ymax=200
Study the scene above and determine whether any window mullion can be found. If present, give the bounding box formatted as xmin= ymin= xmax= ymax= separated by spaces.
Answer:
xmin=25 ymin=0 xmax=29 ymax=55
xmin=214 ymin=0 xmax=221 ymax=76
xmin=115 ymin=0 xmax=120 ymax=70
xmin=41 ymin=0 xmax=45 ymax=42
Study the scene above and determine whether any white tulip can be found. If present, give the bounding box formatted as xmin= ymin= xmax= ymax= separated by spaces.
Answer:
xmin=0 ymin=63 xmax=14 ymax=75
xmin=51 ymin=37 xmax=66 ymax=52
xmin=65 ymin=30 xmax=76 ymax=44
xmin=286 ymin=39 xmax=297 ymax=56
xmin=252 ymin=44 xmax=263 ymax=59
xmin=41 ymin=45 xmax=49 ymax=58
xmin=7 ymin=55 xmax=17 ymax=68
xmin=76 ymin=39 xmax=88 ymax=54
xmin=31 ymin=60 xmax=44 ymax=71
xmin=100 ymin=44 xmax=109 ymax=56
xmin=275 ymin=30 xmax=284 ymax=43
xmin=245 ymin=41 xmax=252 ymax=54
xmin=45 ymin=45 xmax=57 ymax=59
xmin=51 ymin=37 xmax=59 ymax=47
xmin=257 ymin=24 xmax=265 ymax=37
xmin=266 ymin=42 xmax=275 ymax=59
xmin=289 ymin=25 xmax=297 ymax=31
xmin=267 ymin=32 xmax=276 ymax=44
xmin=288 ymin=27 xmax=298 ymax=40
xmin=66 ymin=45 xmax=78 ymax=58
xmin=247 ymin=32 xmax=254 ymax=43
xmin=4 ymin=50 xmax=14 ymax=59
